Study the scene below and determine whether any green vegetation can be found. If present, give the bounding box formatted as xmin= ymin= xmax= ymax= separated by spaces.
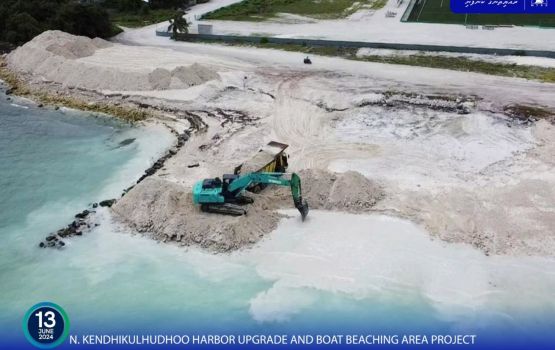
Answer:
xmin=180 ymin=37 xmax=555 ymax=83
xmin=0 ymin=0 xmax=118 ymax=46
xmin=168 ymin=10 xmax=190 ymax=37
xmin=406 ymin=0 xmax=555 ymax=27
xmin=203 ymin=0 xmax=386 ymax=21
xmin=369 ymin=0 xmax=388 ymax=10
xmin=103 ymin=0 xmax=188 ymax=28
xmin=109 ymin=9 xmax=176 ymax=28
xmin=0 ymin=0 xmax=190 ymax=47
xmin=358 ymin=54 xmax=555 ymax=83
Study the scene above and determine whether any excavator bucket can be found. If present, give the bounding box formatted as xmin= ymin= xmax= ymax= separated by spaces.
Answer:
xmin=291 ymin=173 xmax=309 ymax=221
xmin=297 ymin=200 xmax=309 ymax=221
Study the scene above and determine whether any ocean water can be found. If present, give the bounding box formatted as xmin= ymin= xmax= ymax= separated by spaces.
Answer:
xmin=0 ymin=92 xmax=554 ymax=349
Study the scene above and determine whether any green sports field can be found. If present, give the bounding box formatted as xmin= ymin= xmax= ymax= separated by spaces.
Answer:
xmin=405 ymin=0 xmax=555 ymax=27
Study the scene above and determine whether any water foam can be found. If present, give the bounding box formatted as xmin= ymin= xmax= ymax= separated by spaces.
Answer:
xmin=237 ymin=211 xmax=555 ymax=326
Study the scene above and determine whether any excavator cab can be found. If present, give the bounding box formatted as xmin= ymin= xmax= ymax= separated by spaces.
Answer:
xmin=202 ymin=177 xmax=222 ymax=189
xmin=222 ymin=174 xmax=239 ymax=188
xmin=222 ymin=174 xmax=244 ymax=199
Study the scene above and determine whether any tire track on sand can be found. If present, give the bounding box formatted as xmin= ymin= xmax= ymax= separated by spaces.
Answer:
xmin=270 ymin=74 xmax=379 ymax=169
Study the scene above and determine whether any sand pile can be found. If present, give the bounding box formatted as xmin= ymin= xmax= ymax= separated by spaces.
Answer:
xmin=7 ymin=31 xmax=110 ymax=70
xmin=112 ymin=169 xmax=384 ymax=252
xmin=171 ymin=64 xmax=220 ymax=88
xmin=112 ymin=177 xmax=283 ymax=252
xmin=45 ymin=36 xmax=112 ymax=59
xmin=7 ymin=30 xmax=219 ymax=91
xmin=148 ymin=68 xmax=172 ymax=90
xmin=265 ymin=169 xmax=384 ymax=212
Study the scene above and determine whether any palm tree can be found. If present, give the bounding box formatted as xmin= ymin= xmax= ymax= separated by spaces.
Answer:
xmin=168 ymin=10 xmax=189 ymax=39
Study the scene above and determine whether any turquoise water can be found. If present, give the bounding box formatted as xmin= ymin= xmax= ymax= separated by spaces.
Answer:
xmin=0 ymin=101 xmax=133 ymax=233
xmin=0 ymin=90 xmax=554 ymax=348
xmin=0 ymin=93 xmax=177 ymax=333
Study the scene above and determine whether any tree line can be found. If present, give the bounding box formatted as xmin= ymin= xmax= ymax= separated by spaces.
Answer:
xmin=0 ymin=0 xmax=189 ymax=47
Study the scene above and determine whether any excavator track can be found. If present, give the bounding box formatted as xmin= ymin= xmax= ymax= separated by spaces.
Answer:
xmin=235 ymin=195 xmax=254 ymax=205
xmin=201 ymin=203 xmax=247 ymax=216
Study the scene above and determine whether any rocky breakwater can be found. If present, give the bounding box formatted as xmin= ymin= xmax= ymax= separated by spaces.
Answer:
xmin=38 ymin=129 xmax=190 ymax=250
xmin=39 ymin=201 xmax=115 ymax=248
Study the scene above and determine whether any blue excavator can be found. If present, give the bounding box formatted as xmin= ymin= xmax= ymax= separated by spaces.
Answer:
xmin=192 ymin=172 xmax=309 ymax=220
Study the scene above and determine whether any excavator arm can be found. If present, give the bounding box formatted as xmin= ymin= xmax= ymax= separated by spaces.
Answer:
xmin=228 ymin=172 xmax=309 ymax=221
xmin=193 ymin=172 xmax=309 ymax=220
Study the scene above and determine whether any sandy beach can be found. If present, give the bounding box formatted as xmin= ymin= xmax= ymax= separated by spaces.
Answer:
xmin=3 ymin=29 xmax=554 ymax=256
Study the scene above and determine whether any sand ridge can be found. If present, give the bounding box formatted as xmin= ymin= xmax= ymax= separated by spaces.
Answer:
xmin=6 ymin=31 xmax=220 ymax=91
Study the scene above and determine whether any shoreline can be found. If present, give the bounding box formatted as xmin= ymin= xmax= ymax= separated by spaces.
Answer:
xmin=4 ymin=57 xmax=553 ymax=256
xmin=0 ymin=62 xmax=200 ymax=249
xmin=3 ymin=31 xmax=554 ymax=256
xmin=37 ymin=126 xmax=190 ymax=249
xmin=0 ymin=56 xmax=151 ymax=122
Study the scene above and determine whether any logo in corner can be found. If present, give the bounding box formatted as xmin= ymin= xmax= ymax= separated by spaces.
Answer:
xmin=531 ymin=0 xmax=548 ymax=6
xmin=23 ymin=302 xmax=70 ymax=349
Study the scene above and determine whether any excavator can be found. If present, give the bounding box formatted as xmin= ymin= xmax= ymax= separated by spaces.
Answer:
xmin=192 ymin=172 xmax=309 ymax=221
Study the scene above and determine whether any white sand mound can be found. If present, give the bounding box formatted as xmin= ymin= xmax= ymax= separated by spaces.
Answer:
xmin=112 ymin=169 xmax=384 ymax=252
xmin=171 ymin=63 xmax=220 ymax=87
xmin=267 ymin=169 xmax=384 ymax=212
xmin=45 ymin=35 xmax=108 ymax=59
xmin=148 ymin=68 xmax=172 ymax=90
xmin=112 ymin=177 xmax=283 ymax=252
xmin=7 ymin=30 xmax=219 ymax=91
